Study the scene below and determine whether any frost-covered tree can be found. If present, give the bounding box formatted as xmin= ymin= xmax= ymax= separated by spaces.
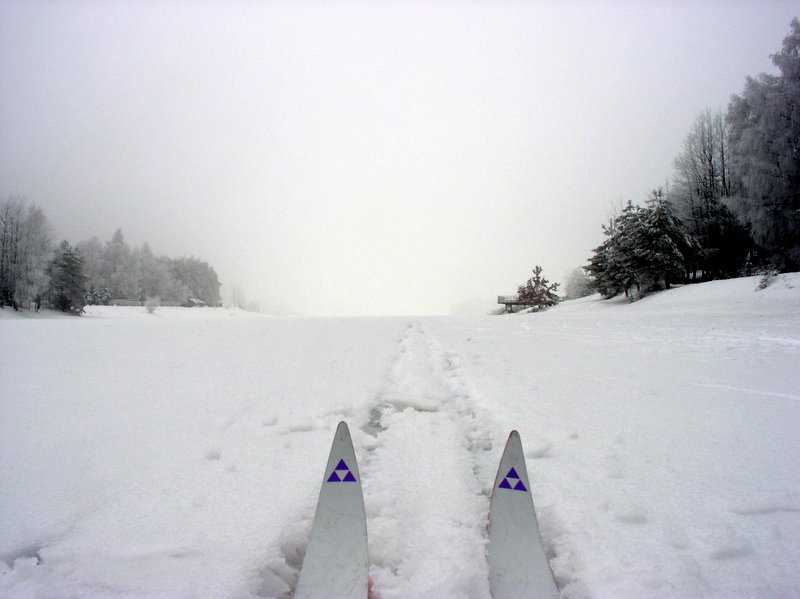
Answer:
xmin=78 ymin=231 xmax=221 ymax=305
xmin=47 ymin=241 xmax=87 ymax=314
xmin=517 ymin=265 xmax=560 ymax=310
xmin=0 ymin=196 xmax=52 ymax=310
xmin=672 ymin=111 xmax=751 ymax=279
xmin=77 ymin=237 xmax=107 ymax=294
xmin=727 ymin=18 xmax=800 ymax=269
xmin=138 ymin=243 xmax=171 ymax=300
xmin=170 ymin=256 xmax=221 ymax=306
xmin=103 ymin=229 xmax=141 ymax=299
xmin=564 ymin=266 xmax=594 ymax=300
xmin=0 ymin=197 xmax=24 ymax=306
xmin=14 ymin=203 xmax=52 ymax=310
xmin=674 ymin=111 xmax=731 ymax=206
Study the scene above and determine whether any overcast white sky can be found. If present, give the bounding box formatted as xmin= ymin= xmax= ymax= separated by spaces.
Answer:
xmin=1 ymin=1 xmax=797 ymax=315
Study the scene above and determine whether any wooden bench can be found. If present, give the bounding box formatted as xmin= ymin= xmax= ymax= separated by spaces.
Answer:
xmin=497 ymin=295 xmax=531 ymax=313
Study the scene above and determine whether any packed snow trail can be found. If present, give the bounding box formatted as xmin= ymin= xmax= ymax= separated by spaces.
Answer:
xmin=358 ymin=322 xmax=500 ymax=599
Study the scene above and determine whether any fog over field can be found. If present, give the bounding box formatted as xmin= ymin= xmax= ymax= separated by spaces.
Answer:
xmin=1 ymin=1 xmax=797 ymax=315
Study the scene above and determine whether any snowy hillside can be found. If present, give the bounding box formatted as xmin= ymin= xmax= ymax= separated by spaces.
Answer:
xmin=2 ymin=274 xmax=799 ymax=598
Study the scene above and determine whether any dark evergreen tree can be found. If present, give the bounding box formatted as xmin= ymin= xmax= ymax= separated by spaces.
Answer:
xmin=586 ymin=194 xmax=696 ymax=300
xmin=47 ymin=241 xmax=87 ymax=314
xmin=586 ymin=202 xmax=644 ymax=298
xmin=585 ymin=236 xmax=614 ymax=298
xmin=609 ymin=202 xmax=645 ymax=295
xmin=517 ymin=265 xmax=560 ymax=310
xmin=585 ymin=218 xmax=620 ymax=298
xmin=630 ymin=191 xmax=692 ymax=291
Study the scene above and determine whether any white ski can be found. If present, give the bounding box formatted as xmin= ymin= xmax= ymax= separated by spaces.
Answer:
xmin=294 ymin=421 xmax=369 ymax=599
xmin=488 ymin=430 xmax=559 ymax=599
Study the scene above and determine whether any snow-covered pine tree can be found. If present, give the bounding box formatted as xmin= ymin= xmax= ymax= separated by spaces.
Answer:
xmin=586 ymin=195 xmax=696 ymax=300
xmin=585 ymin=201 xmax=643 ymax=299
xmin=517 ymin=265 xmax=560 ymax=310
xmin=586 ymin=224 xmax=618 ymax=298
xmin=47 ymin=241 xmax=88 ymax=314
xmin=611 ymin=202 xmax=645 ymax=296
xmin=629 ymin=190 xmax=691 ymax=293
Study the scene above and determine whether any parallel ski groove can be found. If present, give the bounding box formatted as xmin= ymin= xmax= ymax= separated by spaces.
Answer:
xmin=358 ymin=322 xmax=498 ymax=599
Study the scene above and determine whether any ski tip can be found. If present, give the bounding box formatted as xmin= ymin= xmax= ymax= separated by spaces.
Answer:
xmin=335 ymin=420 xmax=350 ymax=434
xmin=501 ymin=430 xmax=525 ymax=464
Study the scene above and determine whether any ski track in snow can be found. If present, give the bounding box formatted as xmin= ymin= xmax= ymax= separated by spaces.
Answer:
xmin=266 ymin=320 xmax=507 ymax=599
xmin=358 ymin=321 xmax=499 ymax=599
xmin=692 ymin=382 xmax=800 ymax=401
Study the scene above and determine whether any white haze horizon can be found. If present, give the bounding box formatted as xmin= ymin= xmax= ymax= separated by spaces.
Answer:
xmin=1 ymin=1 xmax=797 ymax=316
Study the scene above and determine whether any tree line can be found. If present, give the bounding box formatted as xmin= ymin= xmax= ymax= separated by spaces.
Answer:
xmin=77 ymin=229 xmax=221 ymax=307
xmin=586 ymin=18 xmax=800 ymax=299
xmin=0 ymin=197 xmax=221 ymax=314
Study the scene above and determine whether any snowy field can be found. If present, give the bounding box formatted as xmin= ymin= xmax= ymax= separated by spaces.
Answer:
xmin=2 ymin=274 xmax=800 ymax=599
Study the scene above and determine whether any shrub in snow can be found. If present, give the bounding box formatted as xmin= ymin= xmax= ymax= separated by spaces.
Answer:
xmin=85 ymin=286 xmax=111 ymax=306
xmin=517 ymin=265 xmax=560 ymax=311
xmin=756 ymin=268 xmax=778 ymax=291
xmin=145 ymin=296 xmax=160 ymax=313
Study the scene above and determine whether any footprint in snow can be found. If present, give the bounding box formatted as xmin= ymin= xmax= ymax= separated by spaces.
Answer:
xmin=614 ymin=510 xmax=648 ymax=525
xmin=710 ymin=544 xmax=753 ymax=560
xmin=730 ymin=504 xmax=800 ymax=516
xmin=279 ymin=418 xmax=316 ymax=434
xmin=525 ymin=440 xmax=552 ymax=459
xmin=261 ymin=415 xmax=279 ymax=427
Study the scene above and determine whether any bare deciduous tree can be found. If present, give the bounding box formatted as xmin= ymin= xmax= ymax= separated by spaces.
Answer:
xmin=0 ymin=196 xmax=52 ymax=310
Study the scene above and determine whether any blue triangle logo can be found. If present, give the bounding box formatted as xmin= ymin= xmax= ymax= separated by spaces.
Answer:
xmin=499 ymin=478 xmax=512 ymax=489
xmin=506 ymin=467 xmax=520 ymax=479
xmin=513 ymin=480 xmax=527 ymax=492
xmin=327 ymin=459 xmax=357 ymax=483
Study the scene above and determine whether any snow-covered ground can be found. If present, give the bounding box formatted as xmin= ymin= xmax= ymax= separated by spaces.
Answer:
xmin=2 ymin=274 xmax=799 ymax=598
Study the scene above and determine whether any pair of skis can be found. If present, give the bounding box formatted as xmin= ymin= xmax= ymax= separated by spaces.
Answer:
xmin=293 ymin=422 xmax=559 ymax=599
